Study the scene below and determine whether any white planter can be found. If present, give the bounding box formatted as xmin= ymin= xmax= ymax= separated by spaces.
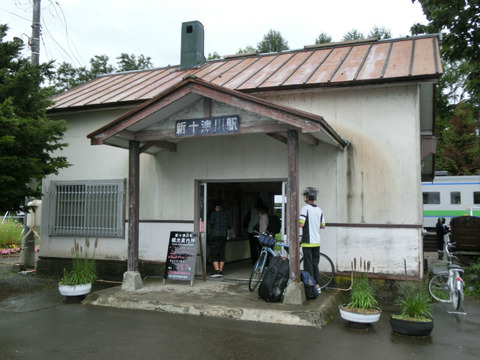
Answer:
xmin=339 ymin=305 xmax=381 ymax=323
xmin=58 ymin=283 xmax=92 ymax=297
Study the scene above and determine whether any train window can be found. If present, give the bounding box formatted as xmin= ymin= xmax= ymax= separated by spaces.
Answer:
xmin=474 ymin=192 xmax=480 ymax=204
xmin=423 ymin=192 xmax=440 ymax=204
xmin=450 ymin=191 xmax=461 ymax=204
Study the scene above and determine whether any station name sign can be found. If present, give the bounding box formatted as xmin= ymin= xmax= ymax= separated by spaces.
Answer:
xmin=175 ymin=115 xmax=239 ymax=137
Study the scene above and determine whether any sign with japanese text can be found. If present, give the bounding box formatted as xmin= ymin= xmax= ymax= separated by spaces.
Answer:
xmin=175 ymin=115 xmax=239 ymax=137
xmin=164 ymin=231 xmax=199 ymax=283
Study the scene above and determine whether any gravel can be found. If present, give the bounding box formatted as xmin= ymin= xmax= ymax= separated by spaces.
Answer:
xmin=0 ymin=255 xmax=59 ymax=303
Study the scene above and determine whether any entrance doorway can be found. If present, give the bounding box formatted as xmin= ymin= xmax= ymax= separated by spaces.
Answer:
xmin=196 ymin=180 xmax=286 ymax=280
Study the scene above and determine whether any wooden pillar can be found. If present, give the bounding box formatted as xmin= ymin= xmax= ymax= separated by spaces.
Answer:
xmin=287 ymin=130 xmax=300 ymax=283
xmin=128 ymin=140 xmax=140 ymax=272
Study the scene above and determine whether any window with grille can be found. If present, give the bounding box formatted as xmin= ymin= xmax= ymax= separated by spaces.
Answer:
xmin=49 ymin=179 xmax=125 ymax=237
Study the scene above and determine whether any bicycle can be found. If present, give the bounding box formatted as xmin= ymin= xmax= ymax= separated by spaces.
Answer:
xmin=248 ymin=232 xmax=335 ymax=292
xmin=428 ymin=238 xmax=466 ymax=313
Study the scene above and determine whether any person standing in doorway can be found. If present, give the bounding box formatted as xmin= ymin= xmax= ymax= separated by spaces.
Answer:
xmin=209 ymin=201 xmax=231 ymax=278
xmin=257 ymin=205 xmax=269 ymax=233
xmin=246 ymin=204 xmax=260 ymax=265
xmin=299 ymin=187 xmax=325 ymax=296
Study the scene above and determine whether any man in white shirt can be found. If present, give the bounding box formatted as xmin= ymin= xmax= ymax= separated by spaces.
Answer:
xmin=299 ymin=187 xmax=325 ymax=295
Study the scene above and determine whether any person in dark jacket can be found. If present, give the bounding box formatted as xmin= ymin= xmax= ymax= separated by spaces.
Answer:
xmin=435 ymin=217 xmax=449 ymax=260
xmin=209 ymin=201 xmax=231 ymax=277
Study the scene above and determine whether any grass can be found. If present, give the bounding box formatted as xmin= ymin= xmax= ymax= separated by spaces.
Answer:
xmin=0 ymin=219 xmax=23 ymax=250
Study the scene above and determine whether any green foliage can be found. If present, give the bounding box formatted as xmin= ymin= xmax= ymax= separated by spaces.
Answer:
xmin=346 ymin=258 xmax=378 ymax=310
xmin=412 ymin=0 xmax=480 ymax=99
xmin=0 ymin=219 xmax=23 ymax=248
xmin=59 ymin=238 xmax=98 ymax=285
xmin=347 ymin=275 xmax=378 ymax=309
xmin=236 ymin=46 xmax=257 ymax=55
xmin=257 ymin=30 xmax=289 ymax=53
xmin=368 ymin=25 xmax=391 ymax=39
xmin=116 ymin=53 xmax=153 ymax=72
xmin=53 ymin=53 xmax=154 ymax=93
xmin=465 ymin=259 xmax=480 ymax=299
xmin=315 ymin=33 xmax=332 ymax=44
xmin=207 ymin=52 xmax=222 ymax=60
xmin=394 ymin=282 xmax=433 ymax=321
xmin=436 ymin=102 xmax=480 ymax=175
xmin=342 ymin=29 xmax=364 ymax=41
xmin=0 ymin=24 xmax=70 ymax=213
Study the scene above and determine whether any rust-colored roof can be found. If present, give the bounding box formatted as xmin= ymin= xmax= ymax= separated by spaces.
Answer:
xmin=48 ymin=35 xmax=442 ymax=112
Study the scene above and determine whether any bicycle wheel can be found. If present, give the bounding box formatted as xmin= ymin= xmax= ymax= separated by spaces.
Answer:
xmin=318 ymin=253 xmax=335 ymax=289
xmin=429 ymin=273 xmax=450 ymax=303
xmin=249 ymin=251 xmax=268 ymax=292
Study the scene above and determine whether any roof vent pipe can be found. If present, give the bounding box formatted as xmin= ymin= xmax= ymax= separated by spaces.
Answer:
xmin=180 ymin=21 xmax=206 ymax=70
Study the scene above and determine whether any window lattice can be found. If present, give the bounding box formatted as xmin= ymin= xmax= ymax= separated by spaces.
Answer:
xmin=49 ymin=180 xmax=125 ymax=237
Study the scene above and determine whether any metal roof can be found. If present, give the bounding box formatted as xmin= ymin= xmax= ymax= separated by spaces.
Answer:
xmin=48 ymin=35 xmax=442 ymax=112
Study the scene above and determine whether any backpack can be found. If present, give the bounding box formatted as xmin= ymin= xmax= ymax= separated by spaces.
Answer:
xmin=258 ymin=256 xmax=290 ymax=302
xmin=301 ymin=270 xmax=318 ymax=300
xmin=267 ymin=215 xmax=281 ymax=234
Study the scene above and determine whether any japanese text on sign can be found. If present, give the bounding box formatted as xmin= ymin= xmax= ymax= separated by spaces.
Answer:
xmin=175 ymin=115 xmax=239 ymax=137
xmin=164 ymin=232 xmax=199 ymax=281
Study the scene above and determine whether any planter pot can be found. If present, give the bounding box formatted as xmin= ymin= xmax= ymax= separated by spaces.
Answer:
xmin=58 ymin=283 xmax=92 ymax=297
xmin=390 ymin=315 xmax=434 ymax=336
xmin=339 ymin=304 xmax=382 ymax=324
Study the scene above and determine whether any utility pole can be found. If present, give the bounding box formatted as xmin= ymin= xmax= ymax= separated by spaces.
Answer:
xmin=31 ymin=0 xmax=41 ymax=65
xmin=18 ymin=0 xmax=41 ymax=270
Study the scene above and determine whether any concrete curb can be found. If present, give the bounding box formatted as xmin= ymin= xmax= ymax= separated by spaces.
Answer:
xmin=84 ymin=279 xmax=345 ymax=328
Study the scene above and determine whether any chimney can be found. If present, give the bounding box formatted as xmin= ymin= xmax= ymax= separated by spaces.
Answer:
xmin=180 ymin=21 xmax=206 ymax=70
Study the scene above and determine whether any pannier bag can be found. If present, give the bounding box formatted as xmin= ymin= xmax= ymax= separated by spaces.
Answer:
xmin=258 ymin=256 xmax=290 ymax=302
xmin=300 ymin=270 xmax=318 ymax=300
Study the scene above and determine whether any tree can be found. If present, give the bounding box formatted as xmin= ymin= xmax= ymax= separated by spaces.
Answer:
xmin=315 ymin=32 xmax=332 ymax=44
xmin=436 ymin=102 xmax=480 ymax=175
xmin=342 ymin=29 xmax=364 ymax=41
xmin=116 ymin=53 xmax=153 ymax=72
xmin=236 ymin=46 xmax=257 ymax=54
xmin=207 ymin=52 xmax=222 ymax=60
xmin=257 ymin=30 xmax=289 ymax=53
xmin=412 ymin=0 xmax=480 ymax=169
xmin=53 ymin=53 xmax=154 ymax=94
xmin=412 ymin=0 xmax=480 ymax=99
xmin=0 ymin=24 xmax=69 ymax=213
xmin=368 ymin=26 xmax=391 ymax=39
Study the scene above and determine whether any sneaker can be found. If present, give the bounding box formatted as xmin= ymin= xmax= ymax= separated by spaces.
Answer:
xmin=315 ymin=287 xmax=321 ymax=295
xmin=210 ymin=270 xmax=222 ymax=278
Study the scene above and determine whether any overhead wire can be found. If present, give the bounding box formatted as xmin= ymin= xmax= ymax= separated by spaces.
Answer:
xmin=45 ymin=0 xmax=84 ymax=66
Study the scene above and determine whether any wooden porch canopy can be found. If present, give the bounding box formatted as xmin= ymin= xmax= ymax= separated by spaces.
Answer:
xmin=86 ymin=76 xmax=346 ymax=293
xmin=87 ymin=76 xmax=347 ymax=151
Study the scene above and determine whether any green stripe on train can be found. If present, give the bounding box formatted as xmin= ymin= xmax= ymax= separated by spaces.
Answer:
xmin=423 ymin=210 xmax=480 ymax=217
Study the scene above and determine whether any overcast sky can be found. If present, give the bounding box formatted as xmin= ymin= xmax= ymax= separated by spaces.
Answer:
xmin=1 ymin=0 xmax=428 ymax=69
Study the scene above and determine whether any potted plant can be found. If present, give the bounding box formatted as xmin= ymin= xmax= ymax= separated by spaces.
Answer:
xmin=58 ymin=238 xmax=98 ymax=297
xmin=339 ymin=258 xmax=381 ymax=324
xmin=390 ymin=281 xmax=434 ymax=336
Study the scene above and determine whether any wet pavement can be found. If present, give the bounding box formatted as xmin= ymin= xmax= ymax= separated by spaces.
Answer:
xmin=1 ymin=255 xmax=480 ymax=359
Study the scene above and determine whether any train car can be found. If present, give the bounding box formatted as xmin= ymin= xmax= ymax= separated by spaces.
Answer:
xmin=422 ymin=174 xmax=480 ymax=231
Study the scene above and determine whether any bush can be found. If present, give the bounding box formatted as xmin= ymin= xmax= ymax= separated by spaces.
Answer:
xmin=465 ymin=259 xmax=480 ymax=299
xmin=59 ymin=238 xmax=98 ymax=285
xmin=0 ymin=219 xmax=23 ymax=249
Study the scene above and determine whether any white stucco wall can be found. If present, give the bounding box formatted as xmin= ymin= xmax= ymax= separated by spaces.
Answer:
xmin=41 ymin=83 xmax=424 ymax=277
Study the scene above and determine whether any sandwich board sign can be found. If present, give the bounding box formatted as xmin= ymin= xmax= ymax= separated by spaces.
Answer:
xmin=163 ymin=231 xmax=204 ymax=286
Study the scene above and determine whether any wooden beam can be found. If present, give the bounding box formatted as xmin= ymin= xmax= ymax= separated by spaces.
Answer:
xmin=266 ymin=133 xmax=287 ymax=145
xmin=204 ymin=98 xmax=211 ymax=117
xmin=140 ymin=141 xmax=177 ymax=153
xmin=287 ymin=130 xmax=300 ymax=283
xmin=128 ymin=141 xmax=140 ymax=272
